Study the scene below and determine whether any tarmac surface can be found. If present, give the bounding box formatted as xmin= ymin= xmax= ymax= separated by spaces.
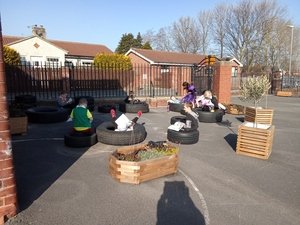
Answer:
xmin=6 ymin=95 xmax=300 ymax=225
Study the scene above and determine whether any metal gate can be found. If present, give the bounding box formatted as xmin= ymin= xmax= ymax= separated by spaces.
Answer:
xmin=191 ymin=64 xmax=211 ymax=95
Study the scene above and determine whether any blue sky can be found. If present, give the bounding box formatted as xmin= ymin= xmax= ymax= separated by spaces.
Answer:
xmin=1 ymin=0 xmax=299 ymax=51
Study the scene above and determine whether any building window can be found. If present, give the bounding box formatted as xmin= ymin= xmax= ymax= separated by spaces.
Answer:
xmin=46 ymin=57 xmax=59 ymax=67
xmin=161 ymin=65 xmax=170 ymax=73
xmin=20 ymin=56 xmax=27 ymax=65
xmin=81 ymin=61 xmax=92 ymax=66
xmin=231 ymin=67 xmax=238 ymax=77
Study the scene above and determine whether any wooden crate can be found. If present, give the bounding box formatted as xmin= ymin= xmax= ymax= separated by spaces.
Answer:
xmin=9 ymin=116 xmax=28 ymax=135
xmin=109 ymin=143 xmax=179 ymax=184
xmin=276 ymin=91 xmax=292 ymax=97
xmin=244 ymin=107 xmax=273 ymax=125
xmin=223 ymin=103 xmax=245 ymax=115
xmin=236 ymin=122 xmax=275 ymax=159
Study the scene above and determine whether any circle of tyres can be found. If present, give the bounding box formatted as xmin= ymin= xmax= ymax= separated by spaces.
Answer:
xmin=96 ymin=121 xmax=147 ymax=146
xmin=26 ymin=107 xmax=69 ymax=123
xmin=64 ymin=133 xmax=98 ymax=148
xmin=167 ymin=129 xmax=199 ymax=145
xmin=170 ymin=116 xmax=187 ymax=125
xmin=98 ymin=104 xmax=116 ymax=113
xmin=168 ymin=103 xmax=183 ymax=112
xmin=74 ymin=96 xmax=95 ymax=111
xmin=195 ymin=109 xmax=223 ymax=123
xmin=15 ymin=94 xmax=37 ymax=104
xmin=15 ymin=94 xmax=37 ymax=109
xmin=119 ymin=102 xmax=149 ymax=113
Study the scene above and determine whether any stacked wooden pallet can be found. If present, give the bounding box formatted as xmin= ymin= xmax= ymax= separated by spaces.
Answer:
xmin=276 ymin=91 xmax=292 ymax=97
xmin=236 ymin=123 xmax=275 ymax=159
xmin=237 ymin=107 xmax=275 ymax=160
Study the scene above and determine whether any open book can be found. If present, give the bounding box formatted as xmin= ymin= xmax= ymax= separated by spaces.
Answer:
xmin=168 ymin=121 xmax=185 ymax=131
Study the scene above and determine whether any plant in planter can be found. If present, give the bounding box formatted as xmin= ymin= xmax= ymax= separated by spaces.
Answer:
xmin=239 ymin=75 xmax=273 ymax=126
xmin=236 ymin=75 xmax=275 ymax=159
xmin=8 ymin=103 xmax=28 ymax=135
xmin=109 ymin=141 xmax=179 ymax=184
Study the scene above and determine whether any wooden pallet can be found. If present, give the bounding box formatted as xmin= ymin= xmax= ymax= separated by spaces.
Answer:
xmin=9 ymin=116 xmax=28 ymax=135
xmin=222 ymin=103 xmax=245 ymax=115
xmin=236 ymin=123 xmax=275 ymax=160
xmin=109 ymin=143 xmax=179 ymax=184
xmin=276 ymin=91 xmax=292 ymax=97
xmin=244 ymin=107 xmax=273 ymax=125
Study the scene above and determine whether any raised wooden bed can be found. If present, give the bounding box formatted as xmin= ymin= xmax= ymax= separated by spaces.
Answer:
xmin=9 ymin=116 xmax=28 ymax=135
xmin=244 ymin=107 xmax=273 ymax=125
xmin=109 ymin=143 xmax=179 ymax=184
xmin=236 ymin=122 xmax=275 ymax=160
xmin=276 ymin=91 xmax=292 ymax=97
xmin=222 ymin=103 xmax=245 ymax=115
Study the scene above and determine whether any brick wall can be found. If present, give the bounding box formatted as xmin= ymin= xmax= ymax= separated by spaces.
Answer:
xmin=0 ymin=21 xmax=18 ymax=224
xmin=212 ymin=61 xmax=233 ymax=104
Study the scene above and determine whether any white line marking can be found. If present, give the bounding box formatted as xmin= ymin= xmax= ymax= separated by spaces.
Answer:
xmin=179 ymin=168 xmax=210 ymax=225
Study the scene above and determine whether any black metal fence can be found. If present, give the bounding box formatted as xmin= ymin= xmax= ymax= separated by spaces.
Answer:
xmin=5 ymin=64 xmax=210 ymax=101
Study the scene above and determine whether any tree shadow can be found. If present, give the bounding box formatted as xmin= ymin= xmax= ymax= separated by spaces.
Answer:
xmin=156 ymin=181 xmax=205 ymax=225
xmin=224 ymin=133 xmax=238 ymax=152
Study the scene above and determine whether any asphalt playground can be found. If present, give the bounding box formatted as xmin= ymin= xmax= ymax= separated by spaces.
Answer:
xmin=5 ymin=95 xmax=300 ymax=225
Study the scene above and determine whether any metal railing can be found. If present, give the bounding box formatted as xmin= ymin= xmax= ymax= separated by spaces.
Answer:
xmin=5 ymin=63 xmax=207 ymax=101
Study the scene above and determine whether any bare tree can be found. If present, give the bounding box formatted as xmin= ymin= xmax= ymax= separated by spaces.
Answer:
xmin=197 ymin=10 xmax=212 ymax=54
xmin=172 ymin=16 xmax=201 ymax=53
xmin=223 ymin=0 xmax=287 ymax=73
xmin=212 ymin=4 xmax=230 ymax=58
xmin=143 ymin=27 xmax=174 ymax=51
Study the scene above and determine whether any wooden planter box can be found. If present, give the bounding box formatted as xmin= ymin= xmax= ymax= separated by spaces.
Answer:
xmin=109 ymin=143 xmax=179 ymax=184
xmin=244 ymin=107 xmax=273 ymax=125
xmin=236 ymin=122 xmax=275 ymax=160
xmin=276 ymin=91 xmax=292 ymax=97
xmin=223 ymin=103 xmax=245 ymax=115
xmin=9 ymin=116 xmax=28 ymax=135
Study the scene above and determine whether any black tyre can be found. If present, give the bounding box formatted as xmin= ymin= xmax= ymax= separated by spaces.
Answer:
xmin=26 ymin=107 xmax=69 ymax=123
xmin=96 ymin=121 xmax=147 ymax=146
xmin=119 ymin=102 xmax=149 ymax=113
xmin=15 ymin=95 xmax=37 ymax=109
xmin=167 ymin=129 xmax=199 ymax=145
xmin=195 ymin=108 xmax=223 ymax=123
xmin=64 ymin=133 xmax=97 ymax=148
xmin=168 ymin=102 xmax=183 ymax=112
xmin=98 ymin=104 xmax=116 ymax=113
xmin=15 ymin=94 xmax=37 ymax=104
xmin=74 ymin=96 xmax=95 ymax=112
xmin=170 ymin=116 xmax=187 ymax=125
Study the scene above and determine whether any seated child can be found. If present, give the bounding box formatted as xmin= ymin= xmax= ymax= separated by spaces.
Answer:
xmin=57 ymin=91 xmax=74 ymax=108
xmin=183 ymin=102 xmax=199 ymax=130
xmin=196 ymin=90 xmax=215 ymax=111
xmin=69 ymin=98 xmax=93 ymax=135
xmin=110 ymin=109 xmax=142 ymax=131
xmin=167 ymin=95 xmax=181 ymax=104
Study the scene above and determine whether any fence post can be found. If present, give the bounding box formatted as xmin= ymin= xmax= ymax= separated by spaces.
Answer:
xmin=212 ymin=61 xmax=233 ymax=104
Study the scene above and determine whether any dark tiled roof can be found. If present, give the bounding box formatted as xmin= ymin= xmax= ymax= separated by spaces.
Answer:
xmin=2 ymin=35 xmax=112 ymax=57
xmin=130 ymin=48 xmax=205 ymax=65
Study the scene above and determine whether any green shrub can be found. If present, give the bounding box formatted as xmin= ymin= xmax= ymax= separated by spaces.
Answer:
xmin=93 ymin=53 xmax=132 ymax=70
xmin=3 ymin=46 xmax=20 ymax=65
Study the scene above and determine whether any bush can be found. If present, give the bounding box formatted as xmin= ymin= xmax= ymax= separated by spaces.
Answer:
xmin=93 ymin=53 xmax=132 ymax=70
xmin=3 ymin=46 xmax=20 ymax=65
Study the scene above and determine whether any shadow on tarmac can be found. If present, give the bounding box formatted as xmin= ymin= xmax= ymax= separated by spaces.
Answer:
xmin=156 ymin=181 xmax=205 ymax=225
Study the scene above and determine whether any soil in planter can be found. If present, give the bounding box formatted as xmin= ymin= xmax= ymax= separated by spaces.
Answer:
xmin=112 ymin=141 xmax=178 ymax=162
